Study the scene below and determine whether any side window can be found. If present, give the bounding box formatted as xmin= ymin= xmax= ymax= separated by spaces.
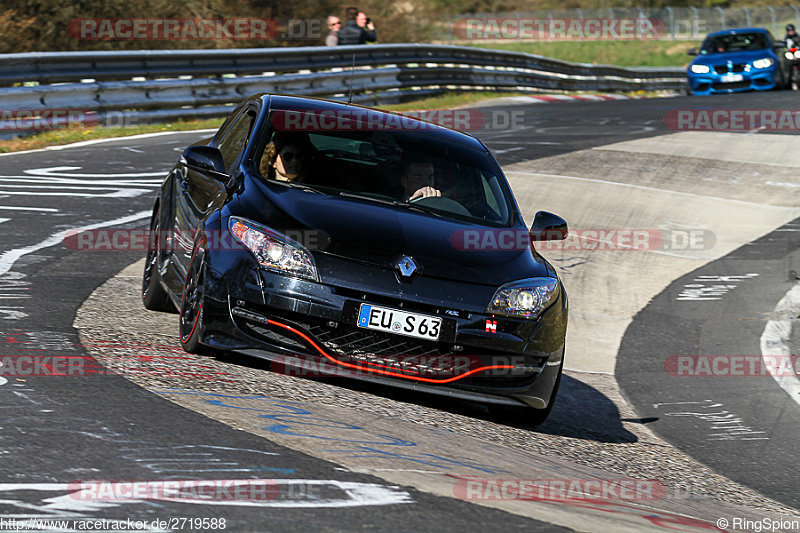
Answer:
xmin=217 ymin=111 xmax=255 ymax=173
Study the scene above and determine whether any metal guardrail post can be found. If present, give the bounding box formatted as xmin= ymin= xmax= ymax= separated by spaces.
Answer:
xmin=743 ymin=7 xmax=751 ymax=27
xmin=666 ymin=7 xmax=675 ymax=40
xmin=768 ymin=6 xmax=776 ymax=34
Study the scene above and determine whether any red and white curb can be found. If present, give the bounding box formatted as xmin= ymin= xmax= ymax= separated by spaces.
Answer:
xmin=505 ymin=93 xmax=676 ymax=104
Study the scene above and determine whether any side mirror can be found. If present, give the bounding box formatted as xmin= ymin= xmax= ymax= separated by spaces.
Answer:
xmin=687 ymin=47 xmax=699 ymax=56
xmin=530 ymin=211 xmax=568 ymax=241
xmin=182 ymin=146 xmax=228 ymax=179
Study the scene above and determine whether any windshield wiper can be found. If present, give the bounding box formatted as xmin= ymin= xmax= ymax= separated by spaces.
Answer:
xmin=338 ymin=191 xmax=396 ymax=205
xmin=287 ymin=182 xmax=324 ymax=194
xmin=337 ymin=191 xmax=448 ymax=218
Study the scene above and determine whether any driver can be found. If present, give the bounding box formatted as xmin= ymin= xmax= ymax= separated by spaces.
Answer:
xmin=400 ymin=158 xmax=440 ymax=202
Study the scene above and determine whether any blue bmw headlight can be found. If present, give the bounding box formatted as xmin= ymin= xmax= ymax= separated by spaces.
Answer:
xmin=752 ymin=58 xmax=774 ymax=69
xmin=487 ymin=278 xmax=559 ymax=319
xmin=690 ymin=64 xmax=711 ymax=74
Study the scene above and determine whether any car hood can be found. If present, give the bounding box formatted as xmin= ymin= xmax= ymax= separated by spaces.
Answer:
xmin=238 ymin=177 xmax=554 ymax=286
xmin=692 ymin=48 xmax=776 ymax=66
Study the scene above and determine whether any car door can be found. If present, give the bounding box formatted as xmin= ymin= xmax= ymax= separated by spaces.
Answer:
xmin=172 ymin=106 xmax=256 ymax=271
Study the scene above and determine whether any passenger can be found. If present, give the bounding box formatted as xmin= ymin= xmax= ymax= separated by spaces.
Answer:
xmin=260 ymin=133 xmax=305 ymax=183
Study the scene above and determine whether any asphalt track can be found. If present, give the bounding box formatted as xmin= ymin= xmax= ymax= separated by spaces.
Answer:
xmin=1 ymin=91 xmax=800 ymax=531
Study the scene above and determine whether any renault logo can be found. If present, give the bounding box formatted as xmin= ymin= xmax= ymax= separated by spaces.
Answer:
xmin=394 ymin=256 xmax=418 ymax=278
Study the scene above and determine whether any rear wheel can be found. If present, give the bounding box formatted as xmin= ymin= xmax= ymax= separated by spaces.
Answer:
xmin=142 ymin=207 xmax=175 ymax=312
xmin=179 ymin=244 xmax=211 ymax=355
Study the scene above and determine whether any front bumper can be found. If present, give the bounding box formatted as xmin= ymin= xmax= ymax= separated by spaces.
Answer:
xmin=688 ymin=66 xmax=779 ymax=95
xmin=199 ymin=259 xmax=567 ymax=409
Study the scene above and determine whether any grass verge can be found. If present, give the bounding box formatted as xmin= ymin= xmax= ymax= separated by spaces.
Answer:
xmin=466 ymin=40 xmax=699 ymax=67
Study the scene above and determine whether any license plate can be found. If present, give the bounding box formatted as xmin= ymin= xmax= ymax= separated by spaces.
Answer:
xmin=357 ymin=303 xmax=441 ymax=341
xmin=720 ymin=73 xmax=744 ymax=82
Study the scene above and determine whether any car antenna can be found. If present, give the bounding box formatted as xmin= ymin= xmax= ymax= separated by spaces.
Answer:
xmin=347 ymin=53 xmax=355 ymax=104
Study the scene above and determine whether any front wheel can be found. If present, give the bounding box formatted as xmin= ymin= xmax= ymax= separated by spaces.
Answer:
xmin=179 ymin=244 xmax=210 ymax=354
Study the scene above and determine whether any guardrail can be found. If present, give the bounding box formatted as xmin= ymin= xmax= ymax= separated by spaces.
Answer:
xmin=0 ymin=44 xmax=685 ymax=125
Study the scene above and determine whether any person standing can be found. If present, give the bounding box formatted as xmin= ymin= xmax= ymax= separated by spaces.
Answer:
xmin=325 ymin=15 xmax=341 ymax=46
xmin=337 ymin=6 xmax=376 ymax=45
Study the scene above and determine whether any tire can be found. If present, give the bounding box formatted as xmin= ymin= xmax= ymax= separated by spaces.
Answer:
xmin=179 ymin=243 xmax=211 ymax=355
xmin=490 ymin=362 xmax=562 ymax=426
xmin=142 ymin=207 xmax=175 ymax=312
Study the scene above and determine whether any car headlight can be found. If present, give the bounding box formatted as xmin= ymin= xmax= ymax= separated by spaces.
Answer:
xmin=487 ymin=278 xmax=559 ymax=319
xmin=752 ymin=58 xmax=773 ymax=69
xmin=228 ymin=217 xmax=318 ymax=281
xmin=690 ymin=64 xmax=710 ymax=74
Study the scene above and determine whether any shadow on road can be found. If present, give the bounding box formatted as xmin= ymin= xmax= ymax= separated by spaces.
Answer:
xmin=216 ymin=351 xmax=637 ymax=444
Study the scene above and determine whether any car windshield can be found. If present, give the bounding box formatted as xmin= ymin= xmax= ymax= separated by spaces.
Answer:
xmin=700 ymin=32 xmax=769 ymax=54
xmin=255 ymin=111 xmax=513 ymax=225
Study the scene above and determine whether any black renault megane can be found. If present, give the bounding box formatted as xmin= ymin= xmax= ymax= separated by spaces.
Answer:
xmin=142 ymin=93 xmax=568 ymax=424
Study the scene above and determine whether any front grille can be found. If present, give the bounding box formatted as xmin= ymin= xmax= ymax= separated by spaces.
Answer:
xmin=310 ymin=322 xmax=448 ymax=357
xmin=232 ymin=305 xmax=545 ymax=384
xmin=307 ymin=321 xmax=543 ymax=379
xmin=714 ymin=65 xmax=729 ymax=74
xmin=732 ymin=63 xmax=746 ymax=73
xmin=712 ymin=80 xmax=750 ymax=90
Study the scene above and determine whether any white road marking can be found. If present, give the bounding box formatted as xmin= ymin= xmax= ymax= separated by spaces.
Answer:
xmin=493 ymin=147 xmax=524 ymax=155
xmin=0 ymin=210 xmax=150 ymax=278
xmin=0 ymin=177 xmax=162 ymax=186
xmin=0 ymin=480 xmax=412 ymax=509
xmin=0 ymin=128 xmax=218 ymax=158
xmin=0 ymin=218 xmax=9 ymax=224
xmin=506 ymin=170 xmax=783 ymax=208
xmin=0 ymin=206 xmax=58 ymax=212
xmin=0 ymin=189 xmax=150 ymax=198
xmin=25 ymin=166 xmax=166 ymax=178
xmin=760 ymin=282 xmax=800 ymax=407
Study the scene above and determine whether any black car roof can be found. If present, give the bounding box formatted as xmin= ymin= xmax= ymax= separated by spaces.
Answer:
xmin=259 ymin=93 xmax=488 ymax=152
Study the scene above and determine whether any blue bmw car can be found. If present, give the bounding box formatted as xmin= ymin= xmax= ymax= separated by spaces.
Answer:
xmin=687 ymin=28 xmax=788 ymax=95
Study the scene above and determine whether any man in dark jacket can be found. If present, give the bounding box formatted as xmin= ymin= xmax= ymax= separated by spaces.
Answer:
xmin=337 ymin=6 xmax=376 ymax=45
